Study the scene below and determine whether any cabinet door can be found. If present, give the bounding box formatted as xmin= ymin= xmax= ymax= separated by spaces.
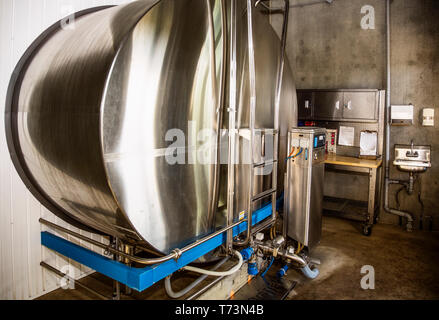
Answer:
xmin=297 ymin=91 xmax=313 ymax=119
xmin=313 ymin=91 xmax=343 ymax=120
xmin=342 ymin=91 xmax=377 ymax=120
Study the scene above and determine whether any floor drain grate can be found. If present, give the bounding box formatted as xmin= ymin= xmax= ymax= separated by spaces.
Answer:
xmin=231 ymin=275 xmax=296 ymax=300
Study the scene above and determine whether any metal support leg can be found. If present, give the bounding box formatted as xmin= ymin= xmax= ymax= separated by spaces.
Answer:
xmin=364 ymin=168 xmax=377 ymax=236
xmin=123 ymin=244 xmax=134 ymax=296
xmin=112 ymin=280 xmax=120 ymax=300
xmin=375 ymin=165 xmax=383 ymax=224
xmin=111 ymin=237 xmax=121 ymax=300
xmin=40 ymin=262 xmax=110 ymax=300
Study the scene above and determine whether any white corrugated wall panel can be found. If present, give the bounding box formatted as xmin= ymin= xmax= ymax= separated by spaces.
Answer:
xmin=0 ymin=0 xmax=135 ymax=300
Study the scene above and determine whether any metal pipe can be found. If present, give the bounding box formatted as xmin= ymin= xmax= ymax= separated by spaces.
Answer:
xmin=289 ymin=0 xmax=333 ymax=8
xmin=257 ymin=244 xmax=307 ymax=267
xmin=40 ymin=261 xmax=110 ymax=300
xmin=385 ymin=0 xmax=391 ymax=181
xmin=255 ymin=0 xmax=283 ymax=14
xmin=234 ymin=0 xmax=289 ymax=247
xmin=111 ymin=237 xmax=121 ymax=300
xmin=226 ymin=0 xmax=238 ymax=252
xmin=207 ymin=0 xmax=225 ymax=230
xmin=383 ymin=0 xmax=414 ymax=231
xmin=272 ymin=0 xmax=289 ymax=233
xmin=165 ymin=256 xmax=230 ymax=299
xmin=40 ymin=218 xmax=246 ymax=265
xmin=384 ymin=180 xmax=414 ymax=230
xmin=276 ymin=0 xmax=290 ymax=113
xmin=257 ymin=0 xmax=333 ymax=11
xmin=185 ymin=275 xmax=226 ymax=300
xmin=210 ymin=0 xmax=228 ymax=232
xmin=234 ymin=0 xmax=256 ymax=247
xmin=252 ymin=216 xmax=276 ymax=235
xmin=408 ymin=172 xmax=414 ymax=195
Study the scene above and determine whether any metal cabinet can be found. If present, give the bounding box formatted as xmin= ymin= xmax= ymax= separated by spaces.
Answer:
xmin=286 ymin=127 xmax=326 ymax=250
xmin=314 ymin=91 xmax=344 ymax=120
xmin=342 ymin=91 xmax=377 ymax=120
xmin=297 ymin=89 xmax=381 ymax=122
xmin=297 ymin=91 xmax=313 ymax=119
xmin=289 ymin=159 xmax=325 ymax=248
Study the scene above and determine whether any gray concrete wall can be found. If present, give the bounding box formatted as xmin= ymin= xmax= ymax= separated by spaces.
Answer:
xmin=271 ymin=0 xmax=439 ymax=229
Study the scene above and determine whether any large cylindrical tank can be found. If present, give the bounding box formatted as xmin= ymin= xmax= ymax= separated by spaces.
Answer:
xmin=5 ymin=0 xmax=297 ymax=255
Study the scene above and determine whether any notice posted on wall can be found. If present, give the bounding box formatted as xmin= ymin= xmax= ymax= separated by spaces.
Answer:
xmin=360 ymin=131 xmax=378 ymax=156
xmin=338 ymin=126 xmax=355 ymax=146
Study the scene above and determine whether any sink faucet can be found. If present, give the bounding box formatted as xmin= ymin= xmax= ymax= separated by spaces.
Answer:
xmin=407 ymin=140 xmax=418 ymax=157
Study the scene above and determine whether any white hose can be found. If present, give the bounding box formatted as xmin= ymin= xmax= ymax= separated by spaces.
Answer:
xmin=182 ymin=250 xmax=243 ymax=276
xmin=165 ymin=257 xmax=229 ymax=299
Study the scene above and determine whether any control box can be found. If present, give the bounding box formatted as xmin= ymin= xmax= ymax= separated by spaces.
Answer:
xmin=325 ymin=129 xmax=337 ymax=154
xmin=285 ymin=127 xmax=326 ymax=250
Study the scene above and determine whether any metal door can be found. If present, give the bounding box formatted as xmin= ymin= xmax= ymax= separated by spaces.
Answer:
xmin=297 ymin=91 xmax=313 ymax=119
xmin=314 ymin=91 xmax=343 ymax=120
xmin=308 ymin=158 xmax=325 ymax=248
xmin=342 ymin=91 xmax=377 ymax=120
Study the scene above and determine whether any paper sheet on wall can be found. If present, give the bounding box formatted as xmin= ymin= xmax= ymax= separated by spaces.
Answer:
xmin=360 ymin=131 xmax=378 ymax=156
xmin=338 ymin=126 xmax=355 ymax=146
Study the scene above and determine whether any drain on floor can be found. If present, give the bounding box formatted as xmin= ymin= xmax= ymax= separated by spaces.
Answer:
xmin=231 ymin=275 xmax=296 ymax=300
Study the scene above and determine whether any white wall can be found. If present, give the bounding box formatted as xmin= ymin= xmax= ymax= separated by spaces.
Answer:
xmin=0 ymin=0 xmax=134 ymax=300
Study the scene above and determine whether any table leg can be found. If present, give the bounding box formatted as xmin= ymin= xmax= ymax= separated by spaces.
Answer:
xmin=364 ymin=168 xmax=377 ymax=236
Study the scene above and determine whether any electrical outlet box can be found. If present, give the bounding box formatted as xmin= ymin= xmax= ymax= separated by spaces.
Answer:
xmin=422 ymin=108 xmax=434 ymax=126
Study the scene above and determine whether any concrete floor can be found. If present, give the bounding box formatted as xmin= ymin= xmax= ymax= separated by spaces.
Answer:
xmin=37 ymin=216 xmax=439 ymax=300
xmin=286 ymin=216 xmax=439 ymax=300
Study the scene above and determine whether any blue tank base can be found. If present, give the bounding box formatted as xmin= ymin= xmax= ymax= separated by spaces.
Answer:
xmin=41 ymin=199 xmax=283 ymax=292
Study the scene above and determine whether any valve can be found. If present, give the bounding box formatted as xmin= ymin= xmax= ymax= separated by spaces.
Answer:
xmin=277 ymin=264 xmax=289 ymax=278
xmin=247 ymin=261 xmax=259 ymax=276
xmin=240 ymin=247 xmax=254 ymax=261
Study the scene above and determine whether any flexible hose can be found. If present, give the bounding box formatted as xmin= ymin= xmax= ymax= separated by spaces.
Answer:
xmin=182 ymin=250 xmax=243 ymax=276
xmin=301 ymin=264 xmax=320 ymax=279
xmin=261 ymin=257 xmax=274 ymax=278
xmin=165 ymin=256 xmax=229 ymax=299
xmin=287 ymin=147 xmax=296 ymax=158
xmin=285 ymin=148 xmax=303 ymax=161
xmin=294 ymin=148 xmax=303 ymax=158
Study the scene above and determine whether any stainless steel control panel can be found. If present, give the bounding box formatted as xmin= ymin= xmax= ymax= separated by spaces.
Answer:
xmin=285 ymin=127 xmax=326 ymax=250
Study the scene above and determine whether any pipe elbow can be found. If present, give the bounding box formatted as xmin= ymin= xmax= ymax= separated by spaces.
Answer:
xmin=301 ymin=264 xmax=319 ymax=279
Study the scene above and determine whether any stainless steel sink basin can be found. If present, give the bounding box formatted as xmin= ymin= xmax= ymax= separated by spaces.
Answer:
xmin=393 ymin=144 xmax=431 ymax=172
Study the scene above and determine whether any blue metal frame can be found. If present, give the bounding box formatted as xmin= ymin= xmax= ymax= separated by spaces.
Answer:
xmin=41 ymin=200 xmax=281 ymax=292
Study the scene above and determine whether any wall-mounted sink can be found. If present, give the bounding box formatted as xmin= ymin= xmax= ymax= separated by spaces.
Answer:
xmin=393 ymin=143 xmax=431 ymax=173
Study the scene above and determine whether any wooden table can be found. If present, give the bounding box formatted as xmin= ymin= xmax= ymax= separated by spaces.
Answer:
xmin=324 ymin=154 xmax=383 ymax=236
